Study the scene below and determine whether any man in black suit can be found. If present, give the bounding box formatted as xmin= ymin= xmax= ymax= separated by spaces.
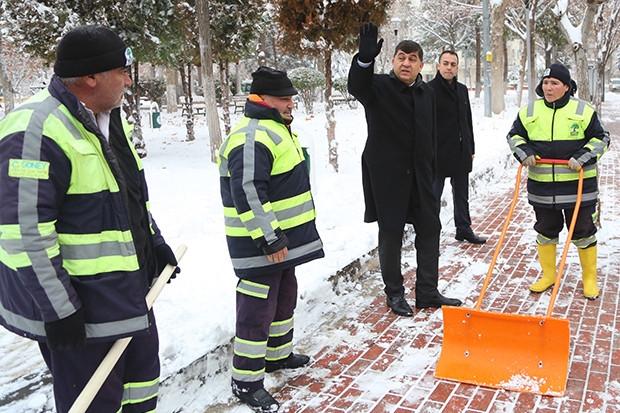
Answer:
xmin=429 ymin=50 xmax=486 ymax=245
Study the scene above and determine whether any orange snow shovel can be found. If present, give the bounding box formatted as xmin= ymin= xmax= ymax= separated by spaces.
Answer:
xmin=435 ymin=159 xmax=583 ymax=396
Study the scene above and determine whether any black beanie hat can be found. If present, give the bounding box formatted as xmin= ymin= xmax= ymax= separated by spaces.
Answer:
xmin=535 ymin=63 xmax=572 ymax=97
xmin=249 ymin=66 xmax=298 ymax=96
xmin=54 ymin=25 xmax=134 ymax=77
xmin=542 ymin=63 xmax=571 ymax=85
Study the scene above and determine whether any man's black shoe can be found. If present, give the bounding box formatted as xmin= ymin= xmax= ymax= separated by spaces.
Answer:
xmin=265 ymin=353 xmax=310 ymax=373
xmin=386 ymin=296 xmax=413 ymax=316
xmin=455 ymin=231 xmax=487 ymax=244
xmin=416 ymin=293 xmax=462 ymax=309
xmin=233 ymin=387 xmax=279 ymax=412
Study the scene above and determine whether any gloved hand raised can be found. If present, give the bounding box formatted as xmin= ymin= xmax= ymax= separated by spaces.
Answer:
xmin=358 ymin=22 xmax=384 ymax=63
xmin=568 ymin=157 xmax=582 ymax=171
xmin=522 ymin=154 xmax=538 ymax=167
xmin=155 ymin=243 xmax=181 ymax=281
xmin=44 ymin=308 xmax=86 ymax=350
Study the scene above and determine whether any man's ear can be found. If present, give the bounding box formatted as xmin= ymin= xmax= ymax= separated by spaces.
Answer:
xmin=81 ymin=74 xmax=98 ymax=88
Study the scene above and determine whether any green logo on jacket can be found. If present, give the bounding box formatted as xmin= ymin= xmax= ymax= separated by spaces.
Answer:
xmin=570 ymin=123 xmax=580 ymax=137
xmin=8 ymin=159 xmax=50 ymax=179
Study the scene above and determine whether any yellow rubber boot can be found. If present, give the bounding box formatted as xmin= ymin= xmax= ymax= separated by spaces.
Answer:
xmin=530 ymin=243 xmax=557 ymax=293
xmin=578 ymin=246 xmax=599 ymax=299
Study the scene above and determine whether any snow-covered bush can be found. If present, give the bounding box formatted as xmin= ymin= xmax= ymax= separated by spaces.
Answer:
xmin=288 ymin=67 xmax=325 ymax=114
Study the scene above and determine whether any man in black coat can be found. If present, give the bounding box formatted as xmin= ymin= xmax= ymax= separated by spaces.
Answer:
xmin=428 ymin=50 xmax=486 ymax=244
xmin=348 ymin=23 xmax=462 ymax=316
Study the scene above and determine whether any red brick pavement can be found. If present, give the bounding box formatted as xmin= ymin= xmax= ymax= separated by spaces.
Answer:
xmin=271 ymin=147 xmax=620 ymax=412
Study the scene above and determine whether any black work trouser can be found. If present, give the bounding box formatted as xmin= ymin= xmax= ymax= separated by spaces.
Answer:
xmin=39 ymin=315 xmax=160 ymax=413
xmin=232 ymin=268 xmax=297 ymax=393
xmin=533 ymin=204 xmax=597 ymax=248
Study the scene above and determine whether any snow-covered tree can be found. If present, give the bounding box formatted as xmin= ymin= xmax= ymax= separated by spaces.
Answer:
xmin=410 ymin=0 xmax=479 ymax=63
xmin=590 ymin=0 xmax=620 ymax=112
xmin=552 ymin=0 xmax=607 ymax=102
xmin=4 ymin=0 xmax=175 ymax=157
xmin=209 ymin=0 xmax=264 ymax=135
xmin=276 ymin=0 xmax=391 ymax=172
xmin=196 ymin=0 xmax=223 ymax=160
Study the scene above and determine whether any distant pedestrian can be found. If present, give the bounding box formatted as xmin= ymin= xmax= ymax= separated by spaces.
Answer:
xmin=0 ymin=25 xmax=179 ymax=412
xmin=348 ymin=22 xmax=462 ymax=316
xmin=429 ymin=50 xmax=486 ymax=245
xmin=218 ymin=66 xmax=324 ymax=412
xmin=507 ymin=63 xmax=610 ymax=299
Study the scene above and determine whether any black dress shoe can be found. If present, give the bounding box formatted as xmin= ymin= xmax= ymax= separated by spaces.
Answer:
xmin=265 ymin=353 xmax=310 ymax=373
xmin=455 ymin=231 xmax=487 ymax=244
xmin=233 ymin=387 xmax=279 ymax=412
xmin=386 ymin=296 xmax=413 ymax=316
xmin=415 ymin=293 xmax=462 ymax=309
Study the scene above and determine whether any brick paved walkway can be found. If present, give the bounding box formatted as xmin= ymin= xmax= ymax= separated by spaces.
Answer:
xmin=269 ymin=147 xmax=620 ymax=412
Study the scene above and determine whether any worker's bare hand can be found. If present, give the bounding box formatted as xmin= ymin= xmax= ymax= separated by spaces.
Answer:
xmin=268 ymin=247 xmax=288 ymax=263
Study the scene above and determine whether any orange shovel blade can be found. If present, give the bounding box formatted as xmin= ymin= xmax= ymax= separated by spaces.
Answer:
xmin=435 ymin=306 xmax=570 ymax=396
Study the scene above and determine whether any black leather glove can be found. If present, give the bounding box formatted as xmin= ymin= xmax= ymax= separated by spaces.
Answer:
xmin=358 ymin=22 xmax=384 ymax=63
xmin=44 ymin=308 xmax=86 ymax=351
xmin=155 ymin=243 xmax=180 ymax=281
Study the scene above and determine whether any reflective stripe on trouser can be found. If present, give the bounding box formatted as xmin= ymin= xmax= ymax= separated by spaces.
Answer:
xmin=38 ymin=314 xmax=160 ymax=413
xmin=232 ymin=268 xmax=297 ymax=391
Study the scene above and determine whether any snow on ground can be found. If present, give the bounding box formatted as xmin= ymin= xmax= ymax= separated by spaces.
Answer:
xmin=1 ymin=90 xmax=619 ymax=412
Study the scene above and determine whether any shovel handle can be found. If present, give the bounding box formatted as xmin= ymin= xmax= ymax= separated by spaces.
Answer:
xmin=547 ymin=165 xmax=583 ymax=316
xmin=475 ymin=164 xmax=524 ymax=310
xmin=68 ymin=244 xmax=187 ymax=413
xmin=537 ymin=158 xmax=567 ymax=165
xmin=475 ymin=159 xmax=583 ymax=316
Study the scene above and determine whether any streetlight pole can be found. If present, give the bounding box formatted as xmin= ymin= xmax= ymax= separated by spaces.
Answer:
xmin=483 ymin=0 xmax=492 ymax=117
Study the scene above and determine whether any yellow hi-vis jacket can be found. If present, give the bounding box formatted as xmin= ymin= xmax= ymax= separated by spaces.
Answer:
xmin=218 ymin=100 xmax=323 ymax=278
xmin=0 ymin=77 xmax=163 ymax=342
xmin=507 ymin=96 xmax=610 ymax=209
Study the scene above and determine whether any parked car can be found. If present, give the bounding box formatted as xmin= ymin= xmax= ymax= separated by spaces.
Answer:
xmin=610 ymin=78 xmax=620 ymax=92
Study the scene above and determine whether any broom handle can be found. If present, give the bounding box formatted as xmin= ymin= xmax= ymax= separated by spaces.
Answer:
xmin=68 ymin=244 xmax=187 ymax=413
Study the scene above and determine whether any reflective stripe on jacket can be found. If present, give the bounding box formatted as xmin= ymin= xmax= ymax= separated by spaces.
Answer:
xmin=218 ymin=105 xmax=323 ymax=278
xmin=0 ymin=80 xmax=158 ymax=341
xmin=507 ymin=97 xmax=610 ymax=208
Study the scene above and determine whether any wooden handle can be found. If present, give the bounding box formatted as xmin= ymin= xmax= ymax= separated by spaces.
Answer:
xmin=68 ymin=244 xmax=187 ymax=413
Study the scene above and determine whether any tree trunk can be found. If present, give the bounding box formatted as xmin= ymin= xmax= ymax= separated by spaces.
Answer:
xmin=516 ymin=38 xmax=527 ymax=107
xmin=556 ymin=0 xmax=600 ymax=102
xmin=573 ymin=45 xmax=590 ymax=101
xmin=180 ymin=63 xmax=195 ymax=142
xmin=502 ymin=37 xmax=508 ymax=91
xmin=235 ymin=62 xmax=242 ymax=95
xmin=165 ymin=67 xmax=178 ymax=114
xmin=219 ymin=61 xmax=231 ymax=135
xmin=257 ymin=31 xmax=267 ymax=67
xmin=527 ymin=5 xmax=536 ymax=104
xmin=196 ymin=0 xmax=223 ymax=163
xmin=128 ymin=63 xmax=146 ymax=157
xmin=324 ymin=50 xmax=338 ymax=172
xmin=593 ymin=62 xmax=604 ymax=113
xmin=271 ymin=33 xmax=279 ymax=69
xmin=0 ymin=35 xmax=15 ymax=114
xmin=490 ymin=1 xmax=508 ymax=114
